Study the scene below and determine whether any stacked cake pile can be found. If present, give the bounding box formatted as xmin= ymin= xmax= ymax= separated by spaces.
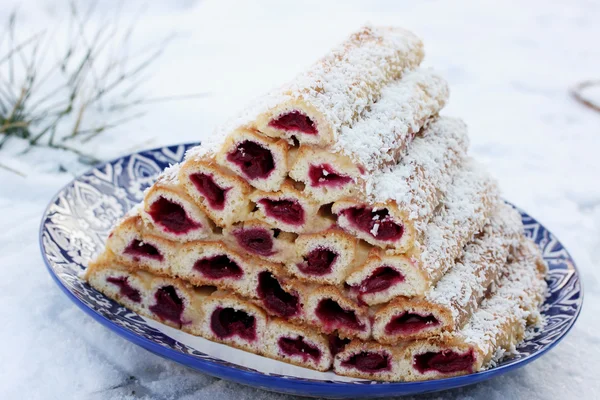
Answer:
xmin=86 ymin=26 xmax=548 ymax=381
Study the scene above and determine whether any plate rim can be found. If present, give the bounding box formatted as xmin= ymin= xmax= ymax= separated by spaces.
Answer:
xmin=38 ymin=143 xmax=584 ymax=398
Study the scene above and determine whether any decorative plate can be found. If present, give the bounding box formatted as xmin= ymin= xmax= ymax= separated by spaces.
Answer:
xmin=39 ymin=144 xmax=583 ymax=399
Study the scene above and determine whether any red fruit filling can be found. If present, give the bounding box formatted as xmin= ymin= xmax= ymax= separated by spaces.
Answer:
xmin=106 ymin=276 xmax=141 ymax=303
xmin=328 ymin=336 xmax=351 ymax=356
xmin=257 ymin=272 xmax=300 ymax=318
xmin=315 ymin=299 xmax=365 ymax=332
xmin=341 ymin=351 xmax=391 ymax=373
xmin=269 ymin=111 xmax=317 ymax=135
xmin=414 ymin=350 xmax=475 ymax=374
xmin=258 ymin=198 xmax=304 ymax=226
xmin=232 ymin=228 xmax=274 ymax=256
xmin=297 ymin=247 xmax=338 ymax=276
xmin=210 ymin=307 xmax=256 ymax=341
xmin=193 ymin=255 xmax=243 ymax=280
xmin=342 ymin=207 xmax=403 ymax=242
xmin=148 ymin=196 xmax=200 ymax=234
xmin=124 ymin=239 xmax=163 ymax=261
xmin=189 ymin=173 xmax=228 ymax=210
xmin=385 ymin=312 xmax=439 ymax=335
xmin=227 ymin=140 xmax=274 ymax=179
xmin=356 ymin=266 xmax=405 ymax=295
xmin=278 ymin=336 xmax=321 ymax=361
xmin=149 ymin=286 xmax=184 ymax=325
xmin=308 ymin=164 xmax=352 ymax=188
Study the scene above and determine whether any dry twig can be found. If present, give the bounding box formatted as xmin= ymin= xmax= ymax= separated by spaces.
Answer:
xmin=571 ymin=80 xmax=600 ymax=114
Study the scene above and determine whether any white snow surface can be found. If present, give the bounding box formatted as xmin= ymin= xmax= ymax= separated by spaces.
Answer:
xmin=1 ymin=0 xmax=600 ymax=399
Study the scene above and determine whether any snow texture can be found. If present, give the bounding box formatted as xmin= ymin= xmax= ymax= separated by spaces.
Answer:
xmin=1 ymin=0 xmax=600 ymax=399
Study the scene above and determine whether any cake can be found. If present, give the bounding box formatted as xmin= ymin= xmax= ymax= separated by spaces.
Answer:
xmin=85 ymin=25 xmax=547 ymax=381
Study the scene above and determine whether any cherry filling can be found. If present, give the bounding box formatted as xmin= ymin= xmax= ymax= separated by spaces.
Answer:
xmin=226 ymin=140 xmax=275 ymax=179
xmin=385 ymin=312 xmax=439 ymax=335
xmin=278 ymin=336 xmax=322 ymax=361
xmin=233 ymin=228 xmax=274 ymax=256
xmin=308 ymin=164 xmax=352 ymax=188
xmin=210 ymin=307 xmax=256 ymax=341
xmin=328 ymin=336 xmax=351 ymax=356
xmin=297 ymin=247 xmax=338 ymax=276
xmin=193 ymin=255 xmax=243 ymax=279
xmin=149 ymin=286 xmax=184 ymax=325
xmin=315 ymin=299 xmax=365 ymax=331
xmin=124 ymin=239 xmax=163 ymax=261
xmin=106 ymin=276 xmax=141 ymax=303
xmin=342 ymin=207 xmax=403 ymax=242
xmin=148 ymin=196 xmax=200 ymax=234
xmin=414 ymin=350 xmax=475 ymax=374
xmin=357 ymin=266 xmax=405 ymax=295
xmin=257 ymin=272 xmax=300 ymax=318
xmin=189 ymin=173 xmax=228 ymax=210
xmin=341 ymin=351 xmax=391 ymax=373
xmin=269 ymin=111 xmax=317 ymax=135
xmin=258 ymin=198 xmax=304 ymax=226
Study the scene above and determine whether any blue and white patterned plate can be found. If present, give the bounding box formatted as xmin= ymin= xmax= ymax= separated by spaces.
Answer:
xmin=39 ymin=144 xmax=583 ymax=399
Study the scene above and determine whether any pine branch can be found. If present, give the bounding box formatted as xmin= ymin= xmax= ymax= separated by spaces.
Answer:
xmin=0 ymin=1 xmax=209 ymax=164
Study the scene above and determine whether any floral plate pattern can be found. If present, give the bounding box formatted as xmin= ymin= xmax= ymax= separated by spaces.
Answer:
xmin=39 ymin=144 xmax=583 ymax=398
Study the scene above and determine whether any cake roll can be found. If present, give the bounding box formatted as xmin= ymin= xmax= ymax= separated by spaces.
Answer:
xmin=178 ymin=152 xmax=254 ymax=226
xmin=285 ymin=230 xmax=371 ymax=286
xmin=372 ymin=203 xmax=523 ymax=343
xmin=141 ymin=164 xmax=215 ymax=242
xmin=304 ymin=285 xmax=371 ymax=340
xmin=86 ymin=253 xmax=153 ymax=316
xmin=216 ymin=127 xmax=290 ymax=192
xmin=198 ymin=290 xmax=270 ymax=354
xmin=249 ymin=180 xmax=334 ymax=234
xmin=333 ymin=340 xmax=405 ymax=381
xmin=104 ymin=210 xmax=178 ymax=276
xmin=252 ymin=271 xmax=307 ymax=322
xmin=223 ymin=219 xmax=297 ymax=264
xmin=254 ymin=26 xmax=424 ymax=147
xmin=331 ymin=117 xmax=469 ymax=250
xmin=86 ymin=255 xmax=211 ymax=332
xmin=263 ymin=319 xmax=333 ymax=372
xmin=401 ymin=238 xmax=547 ymax=381
xmin=288 ymin=69 xmax=448 ymax=203
xmin=345 ymin=158 xmax=498 ymax=301
xmin=171 ymin=240 xmax=269 ymax=298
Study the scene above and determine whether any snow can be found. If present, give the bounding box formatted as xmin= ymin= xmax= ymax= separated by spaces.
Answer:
xmin=1 ymin=0 xmax=600 ymax=399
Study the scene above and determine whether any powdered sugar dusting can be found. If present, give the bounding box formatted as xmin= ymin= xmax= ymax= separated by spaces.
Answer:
xmin=334 ymin=69 xmax=449 ymax=171
xmin=366 ymin=116 xmax=469 ymax=230
xmin=426 ymin=203 xmax=523 ymax=324
xmin=412 ymin=158 xmax=499 ymax=283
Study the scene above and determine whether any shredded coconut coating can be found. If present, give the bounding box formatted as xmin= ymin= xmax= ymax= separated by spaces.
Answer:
xmin=426 ymin=202 xmax=523 ymax=326
xmin=367 ymin=116 xmax=469 ymax=229
xmin=334 ymin=69 xmax=449 ymax=172
xmin=247 ymin=25 xmax=425 ymax=146
xmin=457 ymin=238 xmax=548 ymax=366
xmin=156 ymin=162 xmax=183 ymax=185
xmin=401 ymin=239 xmax=547 ymax=381
xmin=409 ymin=157 xmax=499 ymax=285
xmin=184 ymin=138 xmax=221 ymax=162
